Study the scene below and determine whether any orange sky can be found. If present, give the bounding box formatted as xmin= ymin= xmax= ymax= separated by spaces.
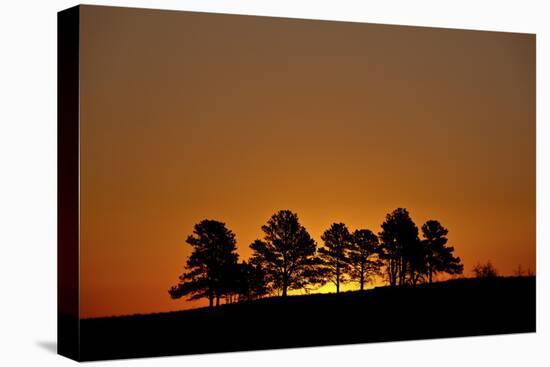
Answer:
xmin=79 ymin=6 xmax=535 ymax=318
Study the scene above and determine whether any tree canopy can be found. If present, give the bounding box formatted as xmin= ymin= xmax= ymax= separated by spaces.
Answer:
xmin=349 ymin=228 xmax=382 ymax=291
xmin=473 ymin=261 xmax=498 ymax=278
xmin=421 ymin=220 xmax=463 ymax=283
xmin=169 ymin=219 xmax=239 ymax=307
xmin=249 ymin=210 xmax=320 ymax=297
xmin=229 ymin=260 xmax=270 ymax=302
xmin=378 ymin=208 xmax=422 ymax=286
xmin=170 ymin=208 xmax=467 ymax=309
xmin=318 ymin=223 xmax=352 ymax=293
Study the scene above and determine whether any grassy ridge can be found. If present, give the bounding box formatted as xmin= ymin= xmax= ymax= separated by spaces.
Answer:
xmin=75 ymin=276 xmax=535 ymax=361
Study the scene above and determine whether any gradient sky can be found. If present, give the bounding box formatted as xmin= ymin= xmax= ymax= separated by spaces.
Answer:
xmin=79 ymin=5 xmax=535 ymax=318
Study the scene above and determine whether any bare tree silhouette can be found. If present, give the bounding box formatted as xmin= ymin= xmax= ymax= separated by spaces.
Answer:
xmin=250 ymin=210 xmax=320 ymax=297
xmin=169 ymin=219 xmax=239 ymax=307
xmin=514 ymin=264 xmax=525 ymax=276
xmin=514 ymin=264 xmax=534 ymax=277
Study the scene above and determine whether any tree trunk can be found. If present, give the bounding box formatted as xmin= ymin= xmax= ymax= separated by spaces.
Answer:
xmin=282 ymin=272 xmax=288 ymax=297
xmin=398 ymin=257 xmax=401 ymax=286
xmin=282 ymin=263 xmax=288 ymax=297
xmin=216 ymin=295 xmax=220 ymax=307
xmin=399 ymin=256 xmax=407 ymax=286
xmin=389 ymin=259 xmax=397 ymax=287
xmin=336 ymin=260 xmax=340 ymax=294
xmin=394 ymin=261 xmax=398 ymax=286
xmin=397 ymin=257 xmax=402 ymax=286
xmin=360 ymin=265 xmax=364 ymax=291
xmin=209 ymin=295 xmax=213 ymax=308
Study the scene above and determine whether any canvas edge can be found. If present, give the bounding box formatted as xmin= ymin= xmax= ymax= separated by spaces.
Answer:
xmin=57 ymin=4 xmax=81 ymax=362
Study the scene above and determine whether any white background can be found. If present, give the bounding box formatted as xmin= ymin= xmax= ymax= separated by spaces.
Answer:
xmin=0 ymin=0 xmax=548 ymax=365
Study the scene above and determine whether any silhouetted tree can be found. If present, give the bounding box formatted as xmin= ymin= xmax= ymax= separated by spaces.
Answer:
xmin=472 ymin=261 xmax=498 ymax=278
xmin=378 ymin=208 xmax=421 ymax=286
xmin=318 ymin=223 xmax=352 ymax=293
xmin=408 ymin=239 xmax=428 ymax=285
xmin=250 ymin=210 xmax=319 ymax=297
xmin=421 ymin=220 xmax=463 ymax=283
xmin=349 ymin=229 xmax=382 ymax=291
xmin=234 ymin=261 xmax=270 ymax=302
xmin=223 ymin=261 xmax=245 ymax=304
xmin=169 ymin=219 xmax=239 ymax=308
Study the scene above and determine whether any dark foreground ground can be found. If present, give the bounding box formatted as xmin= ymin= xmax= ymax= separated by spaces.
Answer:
xmin=73 ymin=276 xmax=535 ymax=361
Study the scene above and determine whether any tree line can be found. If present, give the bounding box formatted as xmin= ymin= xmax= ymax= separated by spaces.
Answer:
xmin=169 ymin=208 xmax=464 ymax=308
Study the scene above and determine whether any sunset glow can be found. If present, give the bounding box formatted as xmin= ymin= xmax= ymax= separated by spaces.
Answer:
xmin=79 ymin=6 xmax=535 ymax=318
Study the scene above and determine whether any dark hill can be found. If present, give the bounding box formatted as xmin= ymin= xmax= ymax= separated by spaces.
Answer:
xmin=76 ymin=276 xmax=535 ymax=361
